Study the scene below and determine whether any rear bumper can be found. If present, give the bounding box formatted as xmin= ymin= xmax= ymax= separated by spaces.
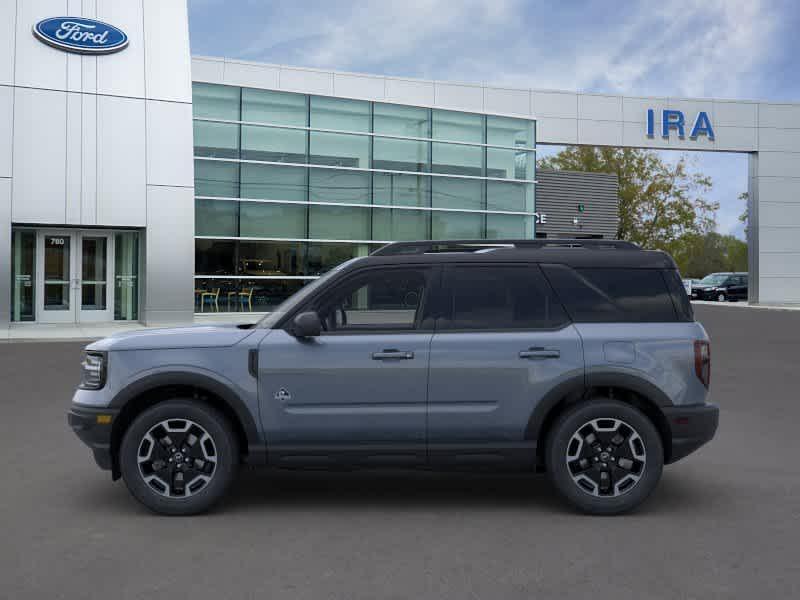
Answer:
xmin=663 ymin=403 xmax=719 ymax=463
xmin=67 ymin=405 xmax=119 ymax=472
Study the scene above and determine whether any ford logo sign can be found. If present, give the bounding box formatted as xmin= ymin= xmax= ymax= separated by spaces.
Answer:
xmin=33 ymin=17 xmax=128 ymax=55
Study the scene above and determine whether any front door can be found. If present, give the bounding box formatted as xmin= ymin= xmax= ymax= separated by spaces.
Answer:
xmin=258 ymin=265 xmax=435 ymax=466
xmin=36 ymin=231 xmax=114 ymax=323
xmin=426 ymin=264 xmax=584 ymax=467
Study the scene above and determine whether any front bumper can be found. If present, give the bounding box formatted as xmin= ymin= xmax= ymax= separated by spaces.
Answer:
xmin=67 ymin=405 xmax=119 ymax=471
xmin=663 ymin=403 xmax=719 ymax=463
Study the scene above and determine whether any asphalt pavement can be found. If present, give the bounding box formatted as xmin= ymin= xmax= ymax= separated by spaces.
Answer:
xmin=1 ymin=304 xmax=799 ymax=599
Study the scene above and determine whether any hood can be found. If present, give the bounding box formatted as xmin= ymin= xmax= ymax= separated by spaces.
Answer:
xmin=87 ymin=323 xmax=257 ymax=352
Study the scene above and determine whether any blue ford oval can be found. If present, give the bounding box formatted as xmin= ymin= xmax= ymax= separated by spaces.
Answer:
xmin=33 ymin=17 xmax=128 ymax=55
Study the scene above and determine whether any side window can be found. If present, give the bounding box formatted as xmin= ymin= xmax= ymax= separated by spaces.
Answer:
xmin=314 ymin=268 xmax=429 ymax=332
xmin=439 ymin=265 xmax=568 ymax=331
xmin=542 ymin=265 xmax=678 ymax=323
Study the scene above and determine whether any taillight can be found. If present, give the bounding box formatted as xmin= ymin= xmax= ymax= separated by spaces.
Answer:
xmin=694 ymin=340 xmax=711 ymax=388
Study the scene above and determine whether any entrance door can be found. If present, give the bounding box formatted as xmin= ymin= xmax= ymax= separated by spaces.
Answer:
xmin=36 ymin=231 xmax=114 ymax=323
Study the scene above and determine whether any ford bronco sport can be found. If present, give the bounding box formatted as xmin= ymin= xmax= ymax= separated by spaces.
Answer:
xmin=68 ymin=239 xmax=718 ymax=515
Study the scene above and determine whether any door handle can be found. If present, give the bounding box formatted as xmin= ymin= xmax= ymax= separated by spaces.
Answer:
xmin=519 ymin=347 xmax=560 ymax=360
xmin=372 ymin=350 xmax=414 ymax=360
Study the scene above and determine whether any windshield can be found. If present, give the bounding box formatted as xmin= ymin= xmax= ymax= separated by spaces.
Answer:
xmin=698 ymin=274 xmax=728 ymax=286
xmin=256 ymin=257 xmax=364 ymax=328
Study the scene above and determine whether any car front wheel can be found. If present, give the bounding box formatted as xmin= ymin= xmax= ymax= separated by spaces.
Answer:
xmin=119 ymin=400 xmax=239 ymax=515
xmin=546 ymin=399 xmax=664 ymax=515
xmin=717 ymin=293 xmax=726 ymax=302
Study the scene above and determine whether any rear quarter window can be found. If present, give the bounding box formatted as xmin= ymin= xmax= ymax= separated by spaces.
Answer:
xmin=541 ymin=264 xmax=681 ymax=323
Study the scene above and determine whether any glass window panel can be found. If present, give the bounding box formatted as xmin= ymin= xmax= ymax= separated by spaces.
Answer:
xmin=241 ymin=163 xmax=306 ymax=201
xmin=193 ymin=121 xmax=239 ymax=158
xmin=431 ymin=142 xmax=483 ymax=176
xmin=194 ymin=277 xmax=236 ymax=312
xmin=241 ymin=88 xmax=307 ymax=126
xmin=432 ymin=211 xmax=483 ymax=238
xmin=206 ymin=278 xmax=307 ymax=313
xmin=374 ymin=103 xmax=429 ymax=137
xmin=11 ymin=230 xmax=35 ymax=322
xmin=309 ymin=205 xmax=370 ymax=240
xmin=486 ymin=149 xmax=533 ymax=180
xmin=241 ymin=125 xmax=306 ymax=163
xmin=373 ymin=137 xmax=428 ymax=172
xmin=195 ymin=240 xmax=236 ymax=275
xmin=307 ymin=242 xmax=368 ymax=275
xmin=43 ymin=235 xmax=71 ymax=312
xmin=192 ymin=83 xmax=240 ymax=121
xmin=114 ymin=232 xmax=139 ymax=321
xmin=309 ymin=131 xmax=369 ymax=168
xmin=196 ymin=199 xmax=238 ymax=237
xmin=309 ymin=168 xmax=370 ymax=204
xmin=310 ymin=96 xmax=370 ymax=132
xmin=486 ymin=214 xmax=531 ymax=239
xmin=238 ymin=241 xmax=304 ymax=276
xmin=486 ymin=116 xmax=534 ymax=148
xmin=373 ymin=173 xmax=429 ymax=207
xmin=486 ymin=181 xmax=534 ymax=212
xmin=239 ymin=202 xmax=307 ymax=238
xmin=431 ymin=177 xmax=483 ymax=210
xmin=194 ymin=160 xmax=239 ymax=198
xmin=432 ymin=110 xmax=483 ymax=143
xmin=372 ymin=208 xmax=429 ymax=241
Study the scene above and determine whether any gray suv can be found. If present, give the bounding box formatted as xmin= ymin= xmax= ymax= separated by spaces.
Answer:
xmin=68 ymin=239 xmax=718 ymax=515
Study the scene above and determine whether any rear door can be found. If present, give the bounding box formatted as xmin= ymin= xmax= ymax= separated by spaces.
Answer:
xmin=426 ymin=264 xmax=584 ymax=467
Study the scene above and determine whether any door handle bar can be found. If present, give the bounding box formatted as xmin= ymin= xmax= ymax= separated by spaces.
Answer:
xmin=519 ymin=347 xmax=560 ymax=360
xmin=372 ymin=350 xmax=414 ymax=360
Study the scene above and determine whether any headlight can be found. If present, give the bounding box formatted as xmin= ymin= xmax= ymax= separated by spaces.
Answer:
xmin=79 ymin=351 xmax=107 ymax=390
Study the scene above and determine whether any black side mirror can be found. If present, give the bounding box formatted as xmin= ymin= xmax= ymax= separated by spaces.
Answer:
xmin=291 ymin=311 xmax=322 ymax=338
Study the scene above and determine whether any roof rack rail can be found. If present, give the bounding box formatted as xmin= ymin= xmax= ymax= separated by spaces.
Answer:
xmin=371 ymin=239 xmax=640 ymax=256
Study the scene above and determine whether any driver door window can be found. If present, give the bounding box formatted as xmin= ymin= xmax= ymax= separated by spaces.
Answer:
xmin=316 ymin=268 xmax=429 ymax=332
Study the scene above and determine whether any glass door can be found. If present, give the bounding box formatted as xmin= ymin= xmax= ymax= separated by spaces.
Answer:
xmin=37 ymin=232 xmax=76 ymax=323
xmin=79 ymin=233 xmax=114 ymax=322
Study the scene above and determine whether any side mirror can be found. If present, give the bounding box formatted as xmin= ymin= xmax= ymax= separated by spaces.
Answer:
xmin=291 ymin=311 xmax=322 ymax=338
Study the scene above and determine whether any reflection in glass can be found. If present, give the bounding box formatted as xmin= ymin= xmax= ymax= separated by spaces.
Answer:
xmin=486 ymin=149 xmax=533 ymax=180
xmin=81 ymin=237 xmax=107 ymax=311
xmin=238 ymin=241 xmax=304 ymax=276
xmin=196 ymin=199 xmax=239 ymax=237
xmin=195 ymin=160 xmax=239 ymax=198
xmin=309 ymin=168 xmax=370 ymax=204
xmin=195 ymin=240 xmax=236 ymax=275
xmin=114 ymin=232 xmax=139 ymax=320
xmin=241 ymin=163 xmax=306 ymax=201
xmin=307 ymin=243 xmax=370 ymax=276
xmin=374 ymin=103 xmax=429 ymax=137
xmin=431 ymin=177 xmax=483 ymax=210
xmin=486 ymin=115 xmax=534 ymax=148
xmin=486 ymin=181 xmax=534 ymax=212
xmin=44 ymin=235 xmax=70 ymax=311
xmin=239 ymin=202 xmax=307 ymax=238
xmin=11 ymin=230 xmax=35 ymax=321
xmin=241 ymin=125 xmax=306 ymax=163
xmin=242 ymin=88 xmax=307 ymax=126
xmin=309 ymin=205 xmax=370 ymax=240
xmin=431 ymin=142 xmax=483 ymax=176
xmin=310 ymin=96 xmax=369 ymax=131
xmin=373 ymin=208 xmax=429 ymax=241
xmin=373 ymin=137 xmax=428 ymax=172
xmin=309 ymin=132 xmax=369 ymax=168
xmin=432 ymin=110 xmax=483 ymax=143
xmin=193 ymin=121 xmax=239 ymax=158
xmin=373 ymin=173 xmax=429 ymax=207
xmin=432 ymin=211 xmax=483 ymax=238
xmin=192 ymin=83 xmax=240 ymax=120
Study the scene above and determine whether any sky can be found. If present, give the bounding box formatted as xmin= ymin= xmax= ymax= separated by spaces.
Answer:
xmin=188 ymin=0 xmax=800 ymax=239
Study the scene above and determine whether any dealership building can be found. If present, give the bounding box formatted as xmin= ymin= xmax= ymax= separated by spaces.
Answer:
xmin=1 ymin=1 xmax=799 ymax=328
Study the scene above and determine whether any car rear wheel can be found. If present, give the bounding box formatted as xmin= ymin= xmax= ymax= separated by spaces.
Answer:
xmin=546 ymin=399 xmax=663 ymax=515
xmin=119 ymin=400 xmax=239 ymax=515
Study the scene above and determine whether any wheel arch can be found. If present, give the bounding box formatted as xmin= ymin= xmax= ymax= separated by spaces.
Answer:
xmin=108 ymin=372 xmax=266 ymax=480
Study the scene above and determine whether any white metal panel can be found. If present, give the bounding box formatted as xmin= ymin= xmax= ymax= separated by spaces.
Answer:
xmin=621 ymin=121 xmax=671 ymax=149
xmin=65 ymin=0 xmax=80 ymax=91
xmin=532 ymin=91 xmax=577 ymax=119
xmin=385 ymin=77 xmax=435 ymax=106
xmin=191 ymin=57 xmax=225 ymax=83
xmin=536 ymin=116 xmax=577 ymax=145
xmin=713 ymin=100 xmax=757 ymax=128
xmin=434 ymin=82 xmax=484 ymax=112
xmin=146 ymin=100 xmax=193 ymax=187
xmin=96 ymin=95 xmax=146 ymax=226
xmin=333 ymin=73 xmax=385 ymax=101
xmin=758 ymin=103 xmax=800 ymax=129
xmin=0 ymin=178 xmax=10 ymax=325
xmin=143 ymin=0 xmax=191 ymax=102
xmin=756 ymin=177 xmax=800 ymax=205
xmin=622 ymin=97 xmax=668 ymax=124
xmin=578 ymin=94 xmax=622 ymax=121
xmin=577 ymin=119 xmax=623 ymax=146
xmin=760 ymin=202 xmax=800 ymax=226
xmin=0 ymin=1 xmax=15 ymax=86
xmin=279 ymin=66 xmax=334 ymax=95
xmin=710 ymin=126 xmax=757 ymax=152
xmin=224 ymin=60 xmax=279 ymax=89
xmin=758 ymin=127 xmax=800 ymax=153
xmin=759 ymin=277 xmax=800 ymax=303
xmin=0 ymin=85 xmax=12 ymax=178
xmin=11 ymin=87 xmax=66 ymax=223
xmin=15 ymin=0 xmax=69 ymax=90
xmin=81 ymin=92 xmax=97 ymax=224
xmin=96 ymin=0 xmax=145 ymax=98
xmin=144 ymin=184 xmax=194 ymax=324
xmin=757 ymin=152 xmax=800 ymax=178
xmin=759 ymin=252 xmax=800 ymax=277
xmin=758 ymin=227 xmax=800 ymax=252
xmin=483 ymin=87 xmax=531 ymax=117
xmin=666 ymin=98 xmax=714 ymax=123
xmin=65 ymin=92 xmax=82 ymax=224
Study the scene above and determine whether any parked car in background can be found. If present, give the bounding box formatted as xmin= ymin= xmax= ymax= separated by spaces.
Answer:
xmin=682 ymin=278 xmax=697 ymax=295
xmin=691 ymin=272 xmax=748 ymax=302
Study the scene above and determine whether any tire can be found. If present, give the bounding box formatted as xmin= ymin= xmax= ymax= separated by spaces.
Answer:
xmin=545 ymin=399 xmax=664 ymax=515
xmin=119 ymin=399 xmax=239 ymax=515
xmin=717 ymin=293 xmax=726 ymax=302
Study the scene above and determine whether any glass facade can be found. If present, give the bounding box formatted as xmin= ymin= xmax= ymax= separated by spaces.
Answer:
xmin=192 ymin=82 xmax=536 ymax=311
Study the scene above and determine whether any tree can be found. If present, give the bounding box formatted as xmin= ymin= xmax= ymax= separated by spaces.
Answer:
xmin=665 ymin=232 xmax=748 ymax=278
xmin=538 ymin=146 xmax=718 ymax=249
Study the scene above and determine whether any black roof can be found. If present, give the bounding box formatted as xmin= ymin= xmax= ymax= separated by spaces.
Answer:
xmin=358 ymin=239 xmax=677 ymax=269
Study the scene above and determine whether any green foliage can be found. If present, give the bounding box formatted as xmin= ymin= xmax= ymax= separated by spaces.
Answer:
xmin=665 ymin=232 xmax=748 ymax=278
xmin=538 ymin=146 xmax=719 ymax=247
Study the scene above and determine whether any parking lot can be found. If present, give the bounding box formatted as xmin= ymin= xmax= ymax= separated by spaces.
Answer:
xmin=1 ymin=303 xmax=799 ymax=599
